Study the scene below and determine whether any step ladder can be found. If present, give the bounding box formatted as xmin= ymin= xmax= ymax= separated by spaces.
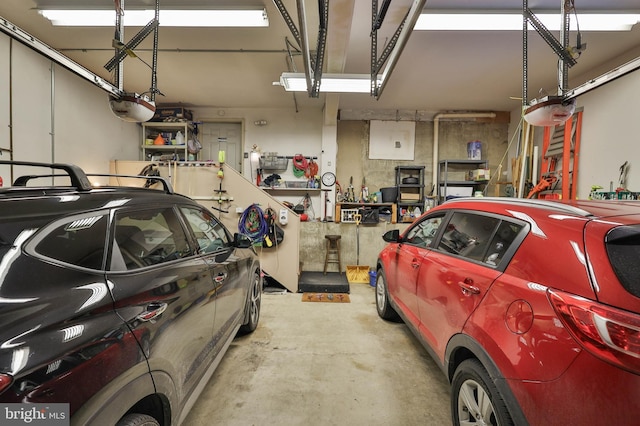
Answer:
xmin=537 ymin=109 xmax=583 ymax=199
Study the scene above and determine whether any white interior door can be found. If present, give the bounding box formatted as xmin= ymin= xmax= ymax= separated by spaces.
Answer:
xmin=199 ymin=122 xmax=242 ymax=173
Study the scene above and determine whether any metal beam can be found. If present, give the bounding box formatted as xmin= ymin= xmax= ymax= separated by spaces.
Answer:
xmin=374 ymin=8 xmax=409 ymax=75
xmin=524 ymin=7 xmax=576 ymax=68
xmin=104 ymin=19 xmax=159 ymax=72
xmin=375 ymin=0 xmax=426 ymax=99
xmin=296 ymin=0 xmax=314 ymax=98
xmin=565 ymin=56 xmax=640 ymax=101
xmin=273 ymin=0 xmax=302 ymax=48
xmin=273 ymin=0 xmax=329 ymax=98
xmin=310 ymin=0 xmax=329 ymax=97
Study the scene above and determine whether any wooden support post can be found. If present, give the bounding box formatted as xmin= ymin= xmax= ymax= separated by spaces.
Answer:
xmin=562 ymin=118 xmax=572 ymax=199
xmin=570 ymin=111 xmax=583 ymax=199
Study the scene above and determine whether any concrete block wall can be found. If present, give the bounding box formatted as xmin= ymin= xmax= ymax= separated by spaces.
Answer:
xmin=336 ymin=115 xmax=511 ymax=202
xmin=299 ymin=221 xmax=409 ymax=273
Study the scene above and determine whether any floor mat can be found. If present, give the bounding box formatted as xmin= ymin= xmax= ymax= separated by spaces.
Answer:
xmin=298 ymin=271 xmax=350 ymax=294
xmin=302 ymin=293 xmax=350 ymax=303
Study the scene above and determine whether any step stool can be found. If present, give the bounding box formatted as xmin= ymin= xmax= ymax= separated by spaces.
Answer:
xmin=323 ymin=234 xmax=342 ymax=274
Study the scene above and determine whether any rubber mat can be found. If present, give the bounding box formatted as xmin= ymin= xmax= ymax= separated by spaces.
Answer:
xmin=298 ymin=271 xmax=350 ymax=294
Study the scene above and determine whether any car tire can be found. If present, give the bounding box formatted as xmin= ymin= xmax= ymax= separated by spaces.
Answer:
xmin=375 ymin=268 xmax=400 ymax=321
xmin=451 ymin=359 xmax=514 ymax=426
xmin=116 ymin=413 xmax=160 ymax=426
xmin=239 ymin=270 xmax=262 ymax=335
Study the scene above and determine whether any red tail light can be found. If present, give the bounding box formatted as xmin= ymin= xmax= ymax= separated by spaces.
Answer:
xmin=548 ymin=289 xmax=640 ymax=374
xmin=0 ymin=373 xmax=12 ymax=394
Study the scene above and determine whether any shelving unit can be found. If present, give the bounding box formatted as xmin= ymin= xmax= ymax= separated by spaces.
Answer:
xmin=395 ymin=166 xmax=425 ymax=222
xmin=437 ymin=159 xmax=488 ymax=204
xmin=335 ymin=203 xmax=397 ymax=224
xmin=141 ymin=122 xmax=195 ymax=161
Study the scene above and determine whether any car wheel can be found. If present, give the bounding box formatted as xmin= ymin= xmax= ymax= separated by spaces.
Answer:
xmin=375 ymin=268 xmax=400 ymax=321
xmin=116 ymin=413 xmax=160 ymax=426
xmin=239 ymin=271 xmax=262 ymax=335
xmin=451 ymin=359 xmax=514 ymax=426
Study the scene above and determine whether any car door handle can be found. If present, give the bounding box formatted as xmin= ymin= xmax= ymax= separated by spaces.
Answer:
xmin=458 ymin=281 xmax=480 ymax=295
xmin=411 ymin=259 xmax=420 ymax=269
xmin=137 ymin=302 xmax=168 ymax=322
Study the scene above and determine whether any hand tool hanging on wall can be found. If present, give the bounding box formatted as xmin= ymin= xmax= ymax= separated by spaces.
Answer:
xmin=335 ymin=181 xmax=343 ymax=202
xmin=619 ymin=161 xmax=629 ymax=190
xmin=212 ymin=154 xmax=229 ymax=215
xmin=345 ymin=176 xmax=356 ymax=202
xmin=360 ymin=177 xmax=369 ymax=202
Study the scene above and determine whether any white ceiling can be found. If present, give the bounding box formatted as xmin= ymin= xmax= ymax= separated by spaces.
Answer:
xmin=0 ymin=0 xmax=639 ymax=114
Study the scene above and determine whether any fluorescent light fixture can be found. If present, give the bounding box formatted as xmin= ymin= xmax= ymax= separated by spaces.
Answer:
xmin=277 ymin=73 xmax=381 ymax=93
xmin=415 ymin=13 xmax=640 ymax=31
xmin=39 ymin=9 xmax=268 ymax=27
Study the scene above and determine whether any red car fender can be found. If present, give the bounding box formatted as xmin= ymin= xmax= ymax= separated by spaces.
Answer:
xmin=460 ymin=274 xmax=582 ymax=382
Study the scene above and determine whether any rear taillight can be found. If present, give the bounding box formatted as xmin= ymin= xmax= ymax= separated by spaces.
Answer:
xmin=548 ymin=289 xmax=640 ymax=374
xmin=0 ymin=373 xmax=12 ymax=394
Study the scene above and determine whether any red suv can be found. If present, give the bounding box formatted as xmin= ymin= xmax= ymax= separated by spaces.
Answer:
xmin=376 ymin=197 xmax=640 ymax=425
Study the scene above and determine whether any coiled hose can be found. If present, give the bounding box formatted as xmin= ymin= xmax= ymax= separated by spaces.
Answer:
xmin=238 ymin=204 xmax=269 ymax=244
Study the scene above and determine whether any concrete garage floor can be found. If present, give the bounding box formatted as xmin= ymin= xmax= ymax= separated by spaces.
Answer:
xmin=184 ymin=283 xmax=451 ymax=425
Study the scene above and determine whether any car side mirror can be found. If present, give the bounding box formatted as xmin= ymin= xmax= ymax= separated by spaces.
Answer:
xmin=233 ymin=233 xmax=252 ymax=248
xmin=382 ymin=229 xmax=401 ymax=243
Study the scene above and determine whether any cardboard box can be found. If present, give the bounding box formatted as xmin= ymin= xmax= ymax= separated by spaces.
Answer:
xmin=151 ymin=107 xmax=193 ymax=122
xmin=468 ymin=169 xmax=490 ymax=181
xmin=400 ymin=192 xmax=421 ymax=201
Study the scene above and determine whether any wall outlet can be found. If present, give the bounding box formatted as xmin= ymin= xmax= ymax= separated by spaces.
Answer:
xmin=279 ymin=208 xmax=288 ymax=225
xmin=236 ymin=207 xmax=244 ymax=214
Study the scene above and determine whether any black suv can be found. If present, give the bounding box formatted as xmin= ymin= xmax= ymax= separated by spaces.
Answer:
xmin=0 ymin=161 xmax=262 ymax=425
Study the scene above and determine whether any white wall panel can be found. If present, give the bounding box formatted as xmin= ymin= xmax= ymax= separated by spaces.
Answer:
xmin=52 ymin=63 xmax=139 ymax=177
xmin=577 ymin=70 xmax=640 ymax=198
xmin=12 ymin=42 xmax=52 ymax=163
xmin=0 ymin=34 xmax=10 ymax=185
xmin=368 ymin=120 xmax=415 ymax=160
xmin=1 ymin=37 xmax=139 ymax=185
xmin=0 ymin=34 xmax=9 ymax=153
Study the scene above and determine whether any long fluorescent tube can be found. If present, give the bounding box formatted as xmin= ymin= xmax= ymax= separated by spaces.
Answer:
xmin=415 ymin=13 xmax=640 ymax=31
xmin=277 ymin=73 xmax=380 ymax=94
xmin=39 ymin=9 xmax=268 ymax=27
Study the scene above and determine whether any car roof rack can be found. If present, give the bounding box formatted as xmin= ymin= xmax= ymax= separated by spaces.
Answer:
xmin=87 ymin=174 xmax=174 ymax=194
xmin=0 ymin=160 xmax=93 ymax=191
xmin=0 ymin=160 xmax=174 ymax=194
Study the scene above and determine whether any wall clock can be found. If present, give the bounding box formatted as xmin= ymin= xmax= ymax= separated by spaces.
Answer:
xmin=321 ymin=172 xmax=336 ymax=187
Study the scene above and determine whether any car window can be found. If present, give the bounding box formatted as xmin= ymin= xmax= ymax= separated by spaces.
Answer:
xmin=180 ymin=206 xmax=230 ymax=253
xmin=437 ymin=212 xmax=500 ymax=262
xmin=33 ymin=213 xmax=108 ymax=270
xmin=111 ymin=207 xmax=192 ymax=271
xmin=405 ymin=215 xmax=445 ymax=248
xmin=604 ymin=224 xmax=640 ymax=297
xmin=484 ymin=221 xmax=524 ymax=266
